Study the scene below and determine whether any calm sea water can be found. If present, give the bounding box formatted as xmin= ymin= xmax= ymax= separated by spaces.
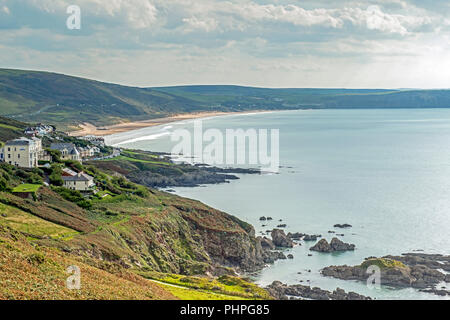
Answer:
xmin=106 ymin=109 xmax=450 ymax=300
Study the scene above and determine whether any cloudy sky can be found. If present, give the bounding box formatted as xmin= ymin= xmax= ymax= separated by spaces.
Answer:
xmin=0 ymin=0 xmax=449 ymax=88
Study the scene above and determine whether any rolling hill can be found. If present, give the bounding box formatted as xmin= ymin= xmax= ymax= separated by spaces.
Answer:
xmin=1 ymin=68 xmax=449 ymax=129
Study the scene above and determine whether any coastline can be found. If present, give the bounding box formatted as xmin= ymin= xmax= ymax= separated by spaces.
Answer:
xmin=69 ymin=110 xmax=275 ymax=137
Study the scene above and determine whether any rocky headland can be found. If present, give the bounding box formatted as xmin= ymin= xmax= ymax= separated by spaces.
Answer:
xmin=321 ymin=253 xmax=450 ymax=296
xmin=266 ymin=281 xmax=371 ymax=300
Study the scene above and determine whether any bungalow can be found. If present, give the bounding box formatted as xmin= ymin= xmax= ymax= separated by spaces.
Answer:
xmin=62 ymin=172 xmax=95 ymax=192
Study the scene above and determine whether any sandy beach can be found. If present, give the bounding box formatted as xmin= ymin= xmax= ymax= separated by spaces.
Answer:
xmin=69 ymin=110 xmax=272 ymax=137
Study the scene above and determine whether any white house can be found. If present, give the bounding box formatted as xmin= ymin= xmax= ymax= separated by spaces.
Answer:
xmin=79 ymin=135 xmax=105 ymax=147
xmin=0 ymin=137 xmax=42 ymax=168
xmin=62 ymin=172 xmax=95 ymax=192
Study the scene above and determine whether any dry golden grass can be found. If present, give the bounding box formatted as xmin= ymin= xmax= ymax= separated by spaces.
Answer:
xmin=0 ymin=226 xmax=176 ymax=300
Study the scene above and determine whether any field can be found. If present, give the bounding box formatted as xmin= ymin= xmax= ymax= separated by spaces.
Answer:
xmin=12 ymin=184 xmax=42 ymax=193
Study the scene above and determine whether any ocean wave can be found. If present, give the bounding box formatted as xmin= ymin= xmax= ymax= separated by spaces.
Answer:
xmin=112 ymin=131 xmax=172 ymax=146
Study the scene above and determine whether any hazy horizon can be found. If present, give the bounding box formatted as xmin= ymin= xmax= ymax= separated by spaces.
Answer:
xmin=2 ymin=67 xmax=449 ymax=91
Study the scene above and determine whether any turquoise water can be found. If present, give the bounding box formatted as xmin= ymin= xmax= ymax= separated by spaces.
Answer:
xmin=106 ymin=109 xmax=450 ymax=300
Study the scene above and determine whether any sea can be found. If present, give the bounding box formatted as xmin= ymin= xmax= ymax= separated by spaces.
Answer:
xmin=105 ymin=109 xmax=450 ymax=300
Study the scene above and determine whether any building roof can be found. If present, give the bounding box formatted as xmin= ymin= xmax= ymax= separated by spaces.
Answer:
xmin=62 ymin=168 xmax=77 ymax=176
xmin=5 ymin=137 xmax=34 ymax=146
xmin=50 ymin=143 xmax=80 ymax=155
xmin=62 ymin=172 xmax=94 ymax=182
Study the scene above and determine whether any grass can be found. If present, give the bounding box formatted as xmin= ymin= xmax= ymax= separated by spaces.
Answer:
xmin=0 ymin=123 xmax=20 ymax=130
xmin=139 ymin=272 xmax=272 ymax=300
xmin=158 ymin=283 xmax=248 ymax=300
xmin=360 ymin=258 xmax=407 ymax=270
xmin=12 ymin=184 xmax=42 ymax=193
xmin=103 ymin=155 xmax=171 ymax=166
xmin=0 ymin=226 xmax=177 ymax=300
xmin=0 ymin=203 xmax=77 ymax=239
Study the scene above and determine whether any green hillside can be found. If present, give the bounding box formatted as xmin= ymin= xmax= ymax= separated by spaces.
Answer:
xmin=0 ymin=116 xmax=27 ymax=142
xmin=0 ymin=122 xmax=272 ymax=300
xmin=1 ymin=68 xmax=449 ymax=129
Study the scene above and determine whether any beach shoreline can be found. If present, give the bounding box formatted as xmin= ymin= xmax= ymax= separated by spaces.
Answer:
xmin=68 ymin=110 xmax=275 ymax=137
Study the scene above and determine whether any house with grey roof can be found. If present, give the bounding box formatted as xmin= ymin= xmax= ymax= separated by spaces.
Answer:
xmin=50 ymin=143 xmax=81 ymax=162
xmin=62 ymin=172 xmax=95 ymax=192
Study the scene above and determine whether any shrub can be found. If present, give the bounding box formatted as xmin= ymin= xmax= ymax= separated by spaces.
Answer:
xmin=52 ymin=186 xmax=92 ymax=209
xmin=46 ymin=148 xmax=62 ymax=163
xmin=49 ymin=164 xmax=63 ymax=186
xmin=27 ymin=253 xmax=46 ymax=265
xmin=64 ymin=160 xmax=83 ymax=172
xmin=27 ymin=173 xmax=43 ymax=185
xmin=0 ymin=177 xmax=8 ymax=192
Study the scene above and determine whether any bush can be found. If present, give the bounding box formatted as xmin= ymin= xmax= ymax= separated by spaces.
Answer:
xmin=27 ymin=173 xmax=43 ymax=185
xmin=46 ymin=149 xmax=61 ymax=163
xmin=0 ymin=177 xmax=8 ymax=192
xmin=64 ymin=160 xmax=83 ymax=172
xmin=49 ymin=164 xmax=63 ymax=186
xmin=52 ymin=186 xmax=92 ymax=209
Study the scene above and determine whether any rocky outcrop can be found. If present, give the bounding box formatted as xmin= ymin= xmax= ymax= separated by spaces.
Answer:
xmin=287 ymin=232 xmax=321 ymax=241
xmin=383 ymin=253 xmax=450 ymax=272
xmin=419 ymin=288 xmax=450 ymax=296
xmin=330 ymin=238 xmax=355 ymax=251
xmin=259 ymin=237 xmax=275 ymax=250
xmin=334 ymin=223 xmax=352 ymax=228
xmin=271 ymin=229 xmax=294 ymax=248
xmin=310 ymin=239 xmax=331 ymax=252
xmin=126 ymin=164 xmax=260 ymax=188
xmin=266 ymin=281 xmax=371 ymax=300
xmin=321 ymin=254 xmax=450 ymax=296
xmin=310 ymin=238 xmax=355 ymax=253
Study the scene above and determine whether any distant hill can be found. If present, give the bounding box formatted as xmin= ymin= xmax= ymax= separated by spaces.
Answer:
xmin=1 ymin=68 xmax=449 ymax=129
xmin=0 ymin=116 xmax=26 ymax=142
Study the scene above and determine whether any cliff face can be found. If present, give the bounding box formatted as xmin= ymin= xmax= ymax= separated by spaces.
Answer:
xmin=0 ymin=157 xmax=267 ymax=278
xmin=28 ymin=188 xmax=266 ymax=276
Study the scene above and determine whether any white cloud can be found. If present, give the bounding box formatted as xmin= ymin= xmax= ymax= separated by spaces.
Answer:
xmin=0 ymin=0 xmax=449 ymax=88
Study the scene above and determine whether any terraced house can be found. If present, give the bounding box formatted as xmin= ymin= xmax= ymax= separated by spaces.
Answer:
xmin=0 ymin=137 xmax=42 ymax=168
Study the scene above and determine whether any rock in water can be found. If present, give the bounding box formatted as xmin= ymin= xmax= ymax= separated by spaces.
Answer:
xmin=287 ymin=232 xmax=321 ymax=241
xmin=271 ymin=229 xmax=294 ymax=248
xmin=266 ymin=281 xmax=371 ymax=300
xmin=321 ymin=254 xmax=450 ymax=296
xmin=310 ymin=238 xmax=355 ymax=253
xmin=330 ymin=238 xmax=355 ymax=251
xmin=310 ymin=239 xmax=332 ymax=252
xmin=334 ymin=223 xmax=352 ymax=228
xmin=303 ymin=234 xmax=321 ymax=241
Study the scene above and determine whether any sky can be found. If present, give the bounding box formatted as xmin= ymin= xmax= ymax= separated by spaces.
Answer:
xmin=0 ymin=0 xmax=449 ymax=88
